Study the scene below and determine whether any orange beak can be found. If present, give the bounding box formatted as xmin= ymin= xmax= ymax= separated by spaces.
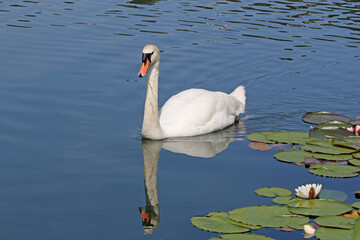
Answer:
xmin=138 ymin=59 xmax=150 ymax=78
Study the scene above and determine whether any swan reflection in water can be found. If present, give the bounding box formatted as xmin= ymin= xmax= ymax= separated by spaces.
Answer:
xmin=139 ymin=121 xmax=246 ymax=234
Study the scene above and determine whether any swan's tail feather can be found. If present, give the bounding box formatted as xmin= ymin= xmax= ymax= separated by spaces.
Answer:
xmin=230 ymin=85 xmax=246 ymax=107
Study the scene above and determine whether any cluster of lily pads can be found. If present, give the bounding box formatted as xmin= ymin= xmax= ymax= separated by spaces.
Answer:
xmin=247 ymin=112 xmax=360 ymax=178
xmin=191 ymin=185 xmax=360 ymax=240
xmin=191 ymin=112 xmax=360 ymax=239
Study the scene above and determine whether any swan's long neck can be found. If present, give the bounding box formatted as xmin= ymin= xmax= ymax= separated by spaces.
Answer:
xmin=142 ymin=61 xmax=164 ymax=139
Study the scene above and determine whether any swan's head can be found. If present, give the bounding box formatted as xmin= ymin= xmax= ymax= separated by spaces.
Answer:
xmin=138 ymin=44 xmax=160 ymax=78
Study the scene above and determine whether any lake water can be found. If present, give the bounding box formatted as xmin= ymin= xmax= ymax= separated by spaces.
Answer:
xmin=0 ymin=0 xmax=359 ymax=239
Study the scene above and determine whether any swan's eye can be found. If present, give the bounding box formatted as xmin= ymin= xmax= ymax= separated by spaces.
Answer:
xmin=142 ymin=52 xmax=153 ymax=64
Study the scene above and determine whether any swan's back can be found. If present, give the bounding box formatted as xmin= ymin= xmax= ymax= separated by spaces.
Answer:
xmin=159 ymin=88 xmax=245 ymax=138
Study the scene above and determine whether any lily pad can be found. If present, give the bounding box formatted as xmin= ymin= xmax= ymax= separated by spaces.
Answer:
xmin=302 ymin=112 xmax=351 ymax=125
xmin=287 ymin=199 xmax=353 ymax=216
xmin=255 ymin=187 xmax=292 ymax=197
xmin=350 ymin=119 xmax=360 ymax=125
xmin=229 ymin=205 xmax=309 ymax=228
xmin=317 ymin=121 xmax=353 ymax=129
xmin=191 ymin=212 xmax=251 ymax=233
xmin=316 ymin=213 xmax=360 ymax=239
xmin=333 ymin=137 xmax=360 ymax=150
xmin=349 ymin=159 xmax=360 ymax=166
xmin=312 ymin=153 xmax=354 ymax=161
xmin=353 ymin=201 xmax=360 ymax=209
xmin=272 ymin=196 xmax=292 ymax=205
xmin=319 ymin=189 xmax=348 ymax=201
xmin=354 ymin=152 xmax=360 ymax=159
xmin=315 ymin=227 xmax=353 ymax=240
xmin=210 ymin=233 xmax=275 ymax=240
xmin=309 ymin=164 xmax=360 ymax=178
xmin=309 ymin=127 xmax=354 ymax=139
xmin=315 ymin=216 xmax=356 ymax=229
xmin=266 ymin=131 xmax=310 ymax=144
xmin=301 ymin=143 xmax=357 ymax=155
xmin=352 ymin=218 xmax=360 ymax=240
xmin=248 ymin=142 xmax=271 ymax=151
xmin=247 ymin=132 xmax=276 ymax=144
xmin=305 ymin=139 xmax=334 ymax=147
xmin=273 ymin=150 xmax=312 ymax=163
xmin=205 ymin=212 xmax=261 ymax=230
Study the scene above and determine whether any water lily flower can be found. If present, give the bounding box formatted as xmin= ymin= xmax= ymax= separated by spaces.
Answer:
xmin=347 ymin=125 xmax=360 ymax=135
xmin=347 ymin=127 xmax=354 ymax=132
xmin=356 ymin=125 xmax=360 ymax=136
xmin=295 ymin=183 xmax=322 ymax=199
xmin=303 ymin=224 xmax=316 ymax=238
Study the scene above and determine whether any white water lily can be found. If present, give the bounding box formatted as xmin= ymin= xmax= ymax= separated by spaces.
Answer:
xmin=295 ymin=183 xmax=322 ymax=199
xmin=303 ymin=224 xmax=316 ymax=238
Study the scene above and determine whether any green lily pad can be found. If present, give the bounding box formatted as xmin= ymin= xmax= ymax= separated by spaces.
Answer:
xmin=354 ymin=152 xmax=360 ymax=159
xmin=309 ymin=128 xmax=354 ymax=139
xmin=349 ymin=159 xmax=360 ymax=166
xmin=309 ymin=164 xmax=360 ymax=178
xmin=313 ymin=153 xmax=354 ymax=161
xmin=315 ymin=227 xmax=353 ymax=240
xmin=306 ymin=139 xmax=334 ymax=147
xmin=210 ymin=233 xmax=275 ymax=240
xmin=255 ymin=187 xmax=292 ymax=197
xmin=288 ymin=222 xmax=308 ymax=230
xmin=333 ymin=137 xmax=360 ymax=150
xmin=228 ymin=205 xmax=309 ymax=228
xmin=203 ymin=213 xmax=260 ymax=230
xmin=352 ymin=218 xmax=360 ymax=240
xmin=319 ymin=189 xmax=348 ymax=201
xmin=315 ymin=216 xmax=356 ymax=229
xmin=353 ymin=201 xmax=360 ymax=209
xmin=350 ymin=119 xmax=360 ymax=125
xmin=302 ymin=112 xmax=351 ymax=125
xmin=266 ymin=131 xmax=310 ymax=144
xmin=317 ymin=121 xmax=353 ymax=129
xmin=246 ymin=132 xmax=276 ymax=144
xmin=191 ymin=212 xmax=251 ymax=233
xmin=272 ymin=196 xmax=292 ymax=205
xmin=287 ymin=199 xmax=353 ymax=216
xmin=316 ymin=219 xmax=360 ymax=240
xmin=301 ymin=143 xmax=357 ymax=155
xmin=274 ymin=149 xmax=312 ymax=163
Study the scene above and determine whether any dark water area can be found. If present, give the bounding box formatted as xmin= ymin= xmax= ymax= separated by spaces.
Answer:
xmin=0 ymin=0 xmax=359 ymax=239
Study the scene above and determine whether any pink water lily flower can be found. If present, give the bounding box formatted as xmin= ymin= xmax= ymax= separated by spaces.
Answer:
xmin=347 ymin=125 xmax=360 ymax=135
xmin=295 ymin=183 xmax=322 ymax=199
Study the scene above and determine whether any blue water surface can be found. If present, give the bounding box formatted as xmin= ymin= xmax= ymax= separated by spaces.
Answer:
xmin=0 ymin=0 xmax=359 ymax=239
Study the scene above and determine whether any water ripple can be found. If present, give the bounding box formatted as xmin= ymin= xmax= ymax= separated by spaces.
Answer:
xmin=1 ymin=0 xmax=357 ymax=53
xmin=1 ymin=0 xmax=359 ymax=140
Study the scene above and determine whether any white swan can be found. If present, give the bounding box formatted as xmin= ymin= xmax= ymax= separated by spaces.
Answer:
xmin=138 ymin=44 xmax=246 ymax=140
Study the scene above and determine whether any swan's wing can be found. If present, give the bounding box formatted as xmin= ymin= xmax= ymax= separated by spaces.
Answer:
xmin=159 ymin=89 xmax=243 ymax=137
